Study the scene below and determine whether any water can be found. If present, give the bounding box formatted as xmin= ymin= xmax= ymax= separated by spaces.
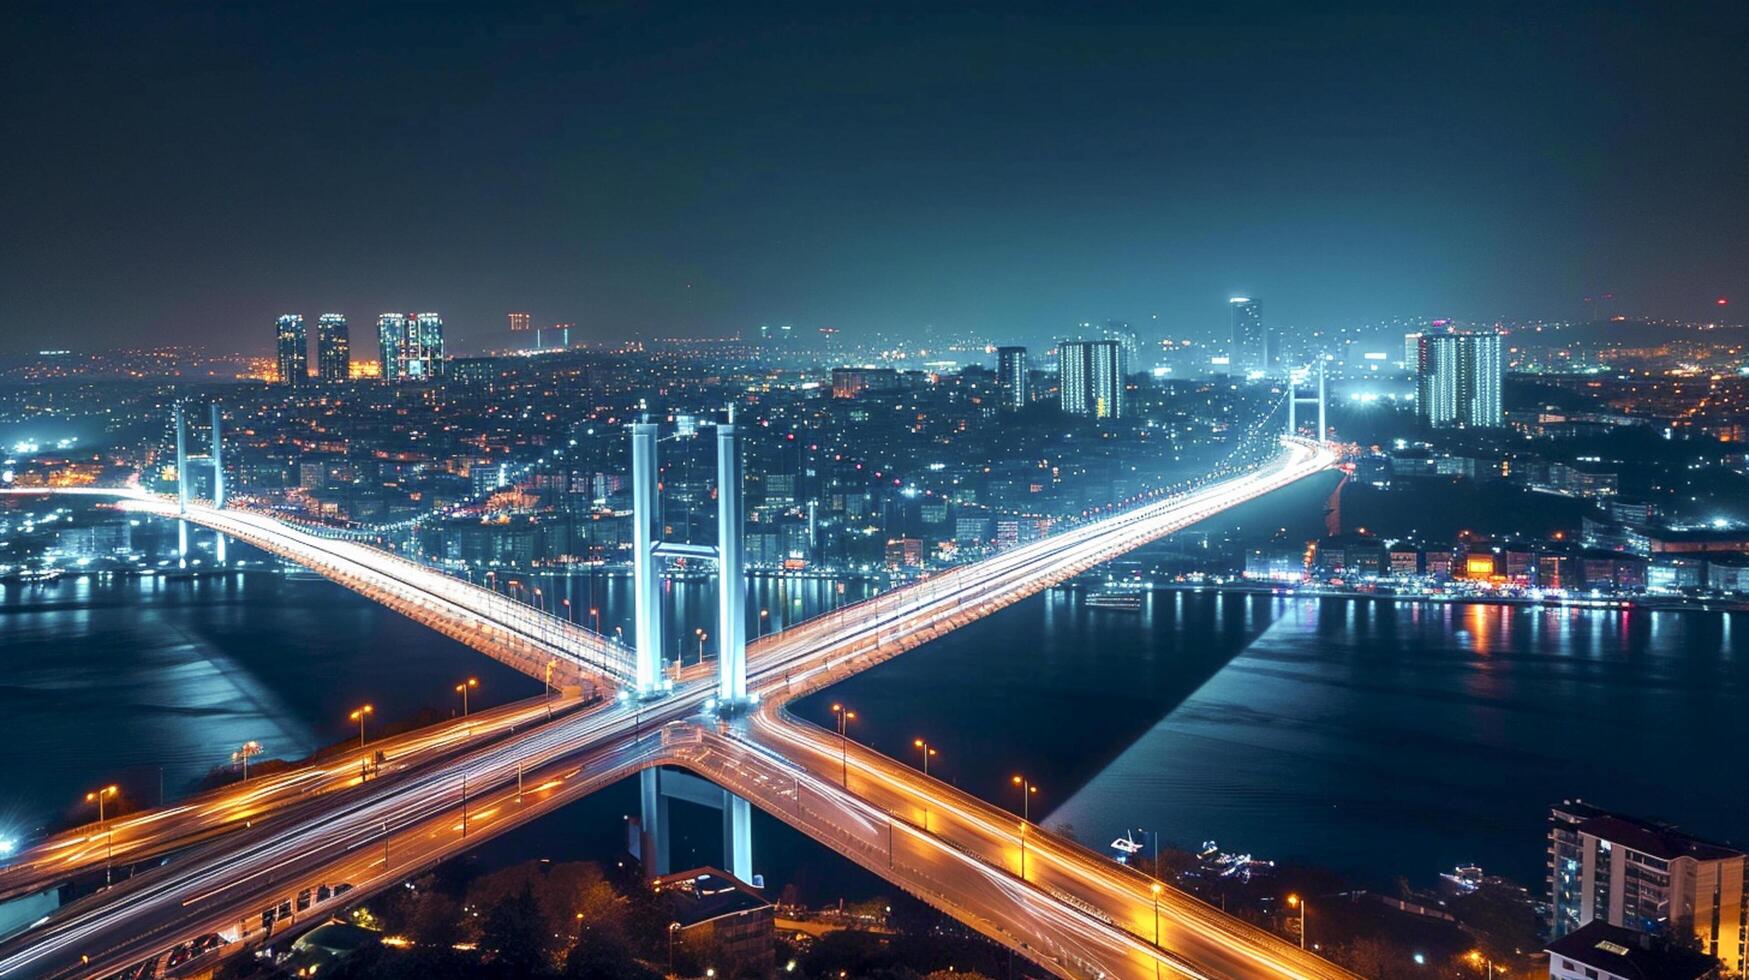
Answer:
xmin=5 ymin=508 xmax=1746 ymax=897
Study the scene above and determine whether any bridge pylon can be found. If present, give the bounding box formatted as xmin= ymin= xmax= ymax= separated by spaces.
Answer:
xmin=628 ymin=413 xmax=749 ymax=707
xmin=1285 ymin=359 xmax=1327 ymax=440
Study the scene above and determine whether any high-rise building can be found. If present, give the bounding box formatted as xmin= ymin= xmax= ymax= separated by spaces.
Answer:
xmin=377 ymin=312 xmax=447 ymax=382
xmin=1548 ymin=801 xmax=1747 ymax=973
xmin=507 ymin=312 xmax=531 ymax=334
xmin=316 ymin=314 xmax=349 ymax=382
xmin=1058 ymin=339 xmax=1128 ymax=418
xmin=996 ymin=346 xmax=1029 ymax=411
xmin=275 ymin=314 xmax=307 ymax=387
xmin=1229 ymin=297 xmax=1266 ymax=376
xmin=1416 ymin=331 xmax=1503 ymax=428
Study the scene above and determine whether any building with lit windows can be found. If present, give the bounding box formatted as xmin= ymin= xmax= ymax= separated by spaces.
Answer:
xmin=1229 ymin=297 xmax=1266 ymax=376
xmin=1547 ymin=801 xmax=1746 ymax=973
xmin=507 ymin=312 xmax=531 ymax=334
xmin=1058 ymin=339 xmax=1127 ymax=418
xmin=996 ymin=346 xmax=1029 ymax=410
xmin=275 ymin=314 xmax=307 ymax=387
xmin=1415 ymin=331 xmax=1503 ymax=427
xmin=316 ymin=314 xmax=349 ymax=382
xmin=377 ymin=312 xmax=446 ymax=382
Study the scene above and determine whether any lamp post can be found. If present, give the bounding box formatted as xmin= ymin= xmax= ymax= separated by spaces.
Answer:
xmin=350 ymin=704 xmax=373 ymax=749
xmin=831 ymin=703 xmax=856 ymax=787
xmin=232 ymin=740 xmax=263 ymax=781
xmin=85 ymin=785 xmax=118 ymax=885
xmin=1011 ymin=775 xmax=1037 ymax=880
xmin=1151 ymin=882 xmax=1163 ymax=977
xmin=1467 ymin=950 xmax=1495 ymax=979
xmin=455 ymin=677 xmax=478 ymax=717
xmin=759 ymin=608 xmax=770 ymax=638
xmin=912 ymin=739 xmax=937 ymax=832
xmin=1287 ymin=894 xmax=1306 ymax=949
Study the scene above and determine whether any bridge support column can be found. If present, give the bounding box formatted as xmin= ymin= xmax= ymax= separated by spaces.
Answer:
xmin=1316 ymin=358 xmax=1326 ymax=441
xmin=636 ymin=768 xmax=756 ymax=886
xmin=630 ymin=423 xmax=664 ymax=697
xmin=715 ymin=420 xmax=747 ymax=708
xmin=1286 ymin=382 xmax=1295 ymax=436
xmin=174 ymin=403 xmax=189 ymax=513
xmin=637 ymin=768 xmax=671 ymax=876
xmin=723 ymin=791 xmax=753 ymax=883
xmin=209 ymin=403 xmax=224 ymax=508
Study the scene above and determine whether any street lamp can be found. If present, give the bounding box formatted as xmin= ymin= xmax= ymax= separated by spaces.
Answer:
xmin=912 ymin=739 xmax=938 ymax=831
xmin=696 ymin=628 xmax=708 ymax=661
xmin=590 ymin=607 xmax=601 ymax=632
xmin=455 ymin=677 xmax=478 ymax=717
xmin=350 ymin=704 xmax=373 ymax=748
xmin=759 ymin=608 xmax=770 ymax=638
xmin=1011 ymin=775 xmax=1038 ymax=880
xmin=86 ymin=785 xmax=119 ymax=885
xmin=1287 ymin=894 xmax=1306 ymax=949
xmin=831 ymin=703 xmax=856 ymax=787
xmin=232 ymin=740 xmax=263 ymax=781
xmin=1467 ymin=950 xmax=1495 ymax=979
xmin=86 ymin=785 xmax=119 ymax=824
xmin=1151 ymin=881 xmax=1163 ymax=946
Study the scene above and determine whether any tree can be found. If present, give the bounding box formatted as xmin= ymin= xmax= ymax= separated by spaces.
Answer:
xmin=480 ymin=882 xmax=551 ymax=976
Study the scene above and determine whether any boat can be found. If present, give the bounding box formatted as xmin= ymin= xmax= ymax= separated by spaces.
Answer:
xmin=1085 ymin=590 xmax=1142 ymax=612
xmin=1110 ymin=830 xmax=1144 ymax=863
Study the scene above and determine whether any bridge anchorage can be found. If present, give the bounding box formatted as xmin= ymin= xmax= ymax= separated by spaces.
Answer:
xmin=627 ymin=411 xmax=749 ymax=709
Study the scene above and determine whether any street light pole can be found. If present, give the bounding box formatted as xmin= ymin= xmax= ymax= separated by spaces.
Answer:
xmin=1151 ymin=882 xmax=1163 ymax=979
xmin=831 ymin=703 xmax=856 ymax=787
xmin=1011 ymin=775 xmax=1037 ymax=880
xmin=85 ymin=785 xmax=118 ymax=886
xmin=912 ymin=738 xmax=937 ymax=831
xmin=1287 ymin=894 xmax=1307 ymax=949
xmin=350 ymin=704 xmax=373 ymax=750
xmin=455 ymin=677 xmax=478 ymax=717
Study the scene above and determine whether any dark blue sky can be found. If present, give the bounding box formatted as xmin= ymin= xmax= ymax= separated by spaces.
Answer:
xmin=3 ymin=1 xmax=1744 ymax=353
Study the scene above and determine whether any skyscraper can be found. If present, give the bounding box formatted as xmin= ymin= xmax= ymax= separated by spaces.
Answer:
xmin=275 ymin=314 xmax=307 ymax=387
xmin=1416 ymin=331 xmax=1503 ymax=428
xmin=507 ymin=312 xmax=531 ymax=334
xmin=316 ymin=313 xmax=349 ymax=382
xmin=377 ymin=312 xmax=447 ymax=382
xmin=996 ymin=346 xmax=1029 ymax=411
xmin=1058 ymin=340 xmax=1128 ymax=418
xmin=1229 ymin=297 xmax=1266 ymax=376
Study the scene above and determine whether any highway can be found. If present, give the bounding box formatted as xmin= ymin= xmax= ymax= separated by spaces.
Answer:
xmin=0 ymin=439 xmax=1342 ymax=979
xmin=0 ymin=693 xmax=587 ymax=905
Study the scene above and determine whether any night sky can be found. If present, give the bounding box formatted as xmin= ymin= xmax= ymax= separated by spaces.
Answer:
xmin=4 ymin=1 xmax=1745 ymax=354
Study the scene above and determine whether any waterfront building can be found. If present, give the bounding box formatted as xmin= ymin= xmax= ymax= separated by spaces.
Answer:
xmin=1547 ymin=801 xmax=1746 ymax=973
xmin=996 ymin=346 xmax=1029 ymax=410
xmin=275 ymin=314 xmax=308 ymax=387
xmin=1058 ymin=339 xmax=1127 ymax=418
xmin=1229 ymin=297 xmax=1266 ymax=376
xmin=316 ymin=314 xmax=349 ymax=382
xmin=1415 ymin=331 xmax=1504 ymax=428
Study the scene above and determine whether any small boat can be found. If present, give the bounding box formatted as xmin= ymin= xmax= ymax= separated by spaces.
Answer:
xmin=1086 ymin=590 xmax=1142 ymax=611
xmin=1110 ymin=830 xmax=1144 ymax=862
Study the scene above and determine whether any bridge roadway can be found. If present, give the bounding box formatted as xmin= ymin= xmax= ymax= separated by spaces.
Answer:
xmin=127 ymin=493 xmax=631 ymax=690
xmin=0 ymin=440 xmax=1344 ymax=979
xmin=0 ymin=693 xmax=586 ymax=906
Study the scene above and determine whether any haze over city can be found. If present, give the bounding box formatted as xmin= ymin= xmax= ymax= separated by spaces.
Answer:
xmin=5 ymin=1 xmax=1747 ymax=354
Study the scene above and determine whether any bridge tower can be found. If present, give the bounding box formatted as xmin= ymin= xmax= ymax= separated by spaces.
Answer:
xmin=628 ymin=413 xmax=749 ymax=707
xmin=1285 ymin=359 xmax=1327 ymax=440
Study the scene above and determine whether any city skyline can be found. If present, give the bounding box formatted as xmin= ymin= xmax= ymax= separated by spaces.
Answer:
xmin=4 ymin=3 xmax=1746 ymax=353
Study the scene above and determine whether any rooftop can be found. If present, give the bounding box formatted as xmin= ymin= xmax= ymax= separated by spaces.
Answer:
xmin=1546 ymin=921 xmax=1717 ymax=980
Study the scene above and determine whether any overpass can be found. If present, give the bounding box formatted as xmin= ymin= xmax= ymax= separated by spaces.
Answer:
xmin=0 ymin=418 xmax=1345 ymax=977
